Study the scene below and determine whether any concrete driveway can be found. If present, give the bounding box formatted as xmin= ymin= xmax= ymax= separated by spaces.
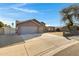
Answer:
xmin=0 ymin=33 xmax=78 ymax=56
xmin=54 ymin=43 xmax=79 ymax=56
xmin=23 ymin=33 xmax=78 ymax=56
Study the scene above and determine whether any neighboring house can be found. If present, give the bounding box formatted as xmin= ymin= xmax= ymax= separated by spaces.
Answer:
xmin=54 ymin=27 xmax=64 ymax=32
xmin=16 ymin=19 xmax=46 ymax=35
xmin=0 ymin=27 xmax=15 ymax=35
xmin=46 ymin=26 xmax=55 ymax=32
xmin=46 ymin=26 xmax=64 ymax=32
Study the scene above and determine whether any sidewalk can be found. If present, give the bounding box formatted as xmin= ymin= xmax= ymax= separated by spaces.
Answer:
xmin=0 ymin=44 xmax=28 ymax=56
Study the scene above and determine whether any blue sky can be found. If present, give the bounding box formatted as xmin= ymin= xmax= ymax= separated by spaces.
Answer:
xmin=0 ymin=3 xmax=74 ymax=27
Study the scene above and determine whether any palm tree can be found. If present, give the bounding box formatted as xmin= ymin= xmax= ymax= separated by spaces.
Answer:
xmin=61 ymin=4 xmax=79 ymax=33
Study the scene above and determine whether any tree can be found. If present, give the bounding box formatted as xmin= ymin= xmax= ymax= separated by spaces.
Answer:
xmin=60 ymin=4 xmax=79 ymax=32
xmin=56 ymin=28 xmax=60 ymax=32
xmin=0 ymin=21 xmax=4 ymax=28
xmin=12 ymin=23 xmax=14 ymax=27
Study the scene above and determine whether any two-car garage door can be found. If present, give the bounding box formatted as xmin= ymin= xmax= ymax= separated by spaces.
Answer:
xmin=19 ymin=26 xmax=38 ymax=34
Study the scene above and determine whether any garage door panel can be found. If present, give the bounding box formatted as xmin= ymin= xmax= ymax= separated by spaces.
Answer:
xmin=20 ymin=26 xmax=37 ymax=34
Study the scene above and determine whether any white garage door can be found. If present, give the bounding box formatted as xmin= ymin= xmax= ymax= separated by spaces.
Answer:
xmin=20 ymin=26 xmax=38 ymax=34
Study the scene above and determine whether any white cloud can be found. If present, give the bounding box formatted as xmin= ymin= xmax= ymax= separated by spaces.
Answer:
xmin=12 ymin=7 xmax=39 ymax=13
xmin=0 ymin=3 xmax=39 ymax=14
xmin=0 ymin=3 xmax=26 ymax=9
xmin=11 ymin=3 xmax=39 ymax=13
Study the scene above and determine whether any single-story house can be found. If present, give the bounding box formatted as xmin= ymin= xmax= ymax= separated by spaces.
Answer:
xmin=46 ymin=26 xmax=65 ymax=32
xmin=54 ymin=27 xmax=64 ymax=32
xmin=46 ymin=26 xmax=55 ymax=32
xmin=16 ymin=19 xmax=46 ymax=35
